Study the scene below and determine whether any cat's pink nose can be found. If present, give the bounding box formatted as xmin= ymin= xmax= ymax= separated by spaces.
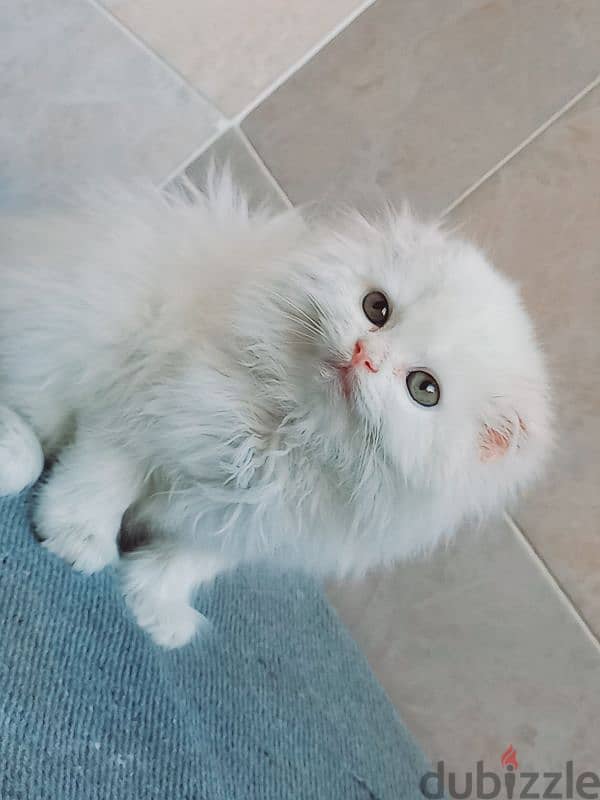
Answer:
xmin=351 ymin=340 xmax=378 ymax=373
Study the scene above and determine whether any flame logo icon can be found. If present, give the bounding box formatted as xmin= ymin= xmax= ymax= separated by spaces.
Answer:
xmin=501 ymin=744 xmax=519 ymax=771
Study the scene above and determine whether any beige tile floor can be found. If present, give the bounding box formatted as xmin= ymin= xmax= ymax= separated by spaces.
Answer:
xmin=3 ymin=0 xmax=599 ymax=777
xmin=101 ymin=0 xmax=370 ymax=116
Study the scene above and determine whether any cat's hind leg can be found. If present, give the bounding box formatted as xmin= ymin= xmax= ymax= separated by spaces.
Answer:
xmin=119 ymin=515 xmax=225 ymax=649
xmin=34 ymin=425 xmax=144 ymax=573
xmin=0 ymin=405 xmax=44 ymax=496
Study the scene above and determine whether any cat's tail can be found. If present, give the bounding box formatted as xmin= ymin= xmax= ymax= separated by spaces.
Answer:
xmin=0 ymin=405 xmax=44 ymax=496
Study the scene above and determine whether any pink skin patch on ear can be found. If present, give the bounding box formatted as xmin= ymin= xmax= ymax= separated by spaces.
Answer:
xmin=480 ymin=417 xmax=527 ymax=462
xmin=480 ymin=426 xmax=511 ymax=462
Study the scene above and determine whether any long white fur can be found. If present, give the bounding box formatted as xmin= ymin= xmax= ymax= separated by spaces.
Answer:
xmin=0 ymin=174 xmax=552 ymax=647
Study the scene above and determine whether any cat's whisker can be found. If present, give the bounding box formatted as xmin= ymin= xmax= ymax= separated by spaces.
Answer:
xmin=306 ymin=293 xmax=328 ymax=321
xmin=277 ymin=315 xmax=323 ymax=343
xmin=268 ymin=303 xmax=320 ymax=332
xmin=268 ymin=289 xmax=318 ymax=326
xmin=275 ymin=311 xmax=321 ymax=337
xmin=268 ymin=289 xmax=325 ymax=338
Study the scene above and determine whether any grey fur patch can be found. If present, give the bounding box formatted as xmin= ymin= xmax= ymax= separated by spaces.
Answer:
xmin=117 ymin=505 xmax=153 ymax=555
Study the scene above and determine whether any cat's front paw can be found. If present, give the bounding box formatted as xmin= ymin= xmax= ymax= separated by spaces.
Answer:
xmin=0 ymin=406 xmax=44 ymax=496
xmin=125 ymin=591 xmax=207 ymax=649
xmin=34 ymin=483 xmax=118 ymax=573
xmin=38 ymin=522 xmax=118 ymax=574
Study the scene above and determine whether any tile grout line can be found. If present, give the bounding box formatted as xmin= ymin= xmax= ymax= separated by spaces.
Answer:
xmin=167 ymin=67 xmax=600 ymax=214
xmin=161 ymin=0 xmax=379 ymax=186
xmin=237 ymin=129 xmax=293 ymax=208
xmin=504 ymin=512 xmax=600 ymax=655
xmin=231 ymin=0 xmax=379 ymax=126
xmin=82 ymin=0 xmax=598 ymax=223
xmin=174 ymin=173 xmax=204 ymax=200
xmin=439 ymin=73 xmax=600 ymax=219
xmin=237 ymin=68 xmax=600 ymax=222
xmin=160 ymin=124 xmax=232 ymax=189
xmin=85 ymin=0 xmax=227 ymax=119
xmin=86 ymin=0 xmax=239 ymax=189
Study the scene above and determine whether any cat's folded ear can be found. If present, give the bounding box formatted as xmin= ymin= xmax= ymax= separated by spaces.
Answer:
xmin=479 ymin=412 xmax=527 ymax=462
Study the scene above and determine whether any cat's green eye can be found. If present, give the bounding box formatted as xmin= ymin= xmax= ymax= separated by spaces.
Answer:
xmin=406 ymin=370 xmax=440 ymax=407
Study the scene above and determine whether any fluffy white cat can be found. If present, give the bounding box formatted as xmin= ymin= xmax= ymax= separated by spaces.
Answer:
xmin=0 ymin=174 xmax=552 ymax=647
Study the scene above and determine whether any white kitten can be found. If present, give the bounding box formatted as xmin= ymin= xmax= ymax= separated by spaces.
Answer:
xmin=0 ymin=174 xmax=552 ymax=648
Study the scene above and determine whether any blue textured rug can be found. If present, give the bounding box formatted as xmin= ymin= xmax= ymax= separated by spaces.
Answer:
xmin=0 ymin=490 xmax=428 ymax=799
